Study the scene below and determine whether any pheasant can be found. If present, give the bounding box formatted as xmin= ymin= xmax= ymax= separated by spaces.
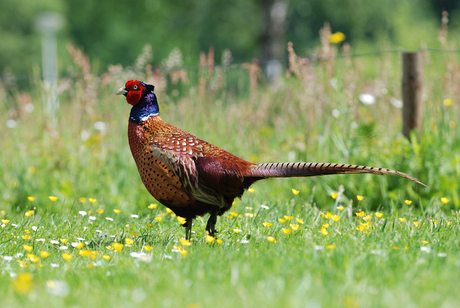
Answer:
xmin=117 ymin=80 xmax=424 ymax=239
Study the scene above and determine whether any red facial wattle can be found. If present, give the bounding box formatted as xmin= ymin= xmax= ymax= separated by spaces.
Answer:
xmin=124 ymin=80 xmax=146 ymax=106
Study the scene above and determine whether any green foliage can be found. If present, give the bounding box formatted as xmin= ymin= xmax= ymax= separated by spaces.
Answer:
xmin=0 ymin=197 xmax=458 ymax=307
xmin=0 ymin=0 xmax=65 ymax=76
xmin=2 ymin=0 xmax=460 ymax=78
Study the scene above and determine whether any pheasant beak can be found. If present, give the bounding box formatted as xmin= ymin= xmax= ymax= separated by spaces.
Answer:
xmin=116 ymin=86 xmax=128 ymax=96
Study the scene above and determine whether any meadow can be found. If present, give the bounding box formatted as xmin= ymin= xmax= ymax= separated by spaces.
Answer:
xmin=0 ymin=37 xmax=459 ymax=307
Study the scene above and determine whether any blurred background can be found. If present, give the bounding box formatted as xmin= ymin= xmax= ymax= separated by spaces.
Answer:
xmin=1 ymin=0 xmax=459 ymax=80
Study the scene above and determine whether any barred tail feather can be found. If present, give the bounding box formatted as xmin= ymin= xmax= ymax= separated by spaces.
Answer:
xmin=247 ymin=162 xmax=426 ymax=186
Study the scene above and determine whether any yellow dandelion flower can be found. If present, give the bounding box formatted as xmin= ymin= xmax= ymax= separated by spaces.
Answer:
xmin=337 ymin=206 xmax=345 ymax=211
xmin=177 ymin=216 xmax=187 ymax=225
xmin=165 ymin=208 xmax=173 ymax=213
xmin=79 ymin=250 xmax=92 ymax=257
xmin=413 ymin=221 xmax=419 ymax=227
xmin=73 ymin=242 xmax=85 ymax=249
xmin=24 ymin=230 xmax=30 ymax=234
xmin=278 ymin=218 xmax=286 ymax=223
xmin=88 ymin=211 xmax=92 ymax=215
xmin=267 ymin=236 xmax=276 ymax=243
xmin=326 ymin=245 xmax=336 ymax=249
xmin=248 ymin=188 xmax=255 ymax=193
xmin=331 ymin=215 xmax=341 ymax=222
xmin=292 ymin=189 xmax=300 ymax=195
xmin=2 ymin=219 xmax=10 ymax=224
xmin=112 ymin=242 xmax=124 ymax=252
xmin=79 ymin=197 xmax=87 ymax=203
xmin=113 ymin=209 xmax=121 ymax=214
xmin=28 ymin=196 xmax=36 ymax=202
xmin=23 ymin=245 xmax=33 ymax=252
xmin=296 ymin=218 xmax=304 ymax=224
xmin=321 ymin=227 xmax=328 ymax=235
xmin=262 ymin=222 xmax=272 ymax=227
xmin=355 ymin=211 xmax=365 ymax=218
xmin=40 ymin=251 xmax=50 ymax=258
xmin=399 ymin=218 xmax=406 ymax=222
xmin=154 ymin=216 xmax=162 ymax=222
xmin=125 ymin=238 xmax=134 ymax=245
xmin=329 ymin=32 xmax=346 ymax=44
xmin=96 ymin=209 xmax=104 ymax=214
xmin=22 ymin=235 xmax=31 ymax=240
xmin=282 ymin=228 xmax=292 ymax=234
xmin=179 ymin=239 xmax=192 ymax=246
xmin=144 ymin=245 xmax=153 ymax=251
xmin=62 ymin=253 xmax=72 ymax=261
xmin=290 ymin=224 xmax=299 ymax=231
xmin=323 ymin=223 xmax=330 ymax=228
xmin=324 ymin=212 xmax=332 ymax=219
xmin=421 ymin=240 xmax=428 ymax=245
xmin=180 ymin=249 xmax=188 ymax=256
xmin=364 ymin=214 xmax=373 ymax=221
xmin=440 ymin=197 xmax=450 ymax=204
xmin=12 ymin=273 xmax=33 ymax=294
xmin=405 ymin=200 xmax=412 ymax=205
xmin=49 ymin=196 xmax=58 ymax=202
xmin=148 ymin=223 xmax=153 ymax=227
xmin=102 ymin=255 xmax=111 ymax=260
xmin=331 ymin=192 xmax=338 ymax=199
xmin=148 ymin=203 xmax=158 ymax=209
xmin=29 ymin=255 xmax=40 ymax=263
xmin=60 ymin=239 xmax=68 ymax=244
xmin=216 ymin=239 xmax=223 ymax=245
xmin=17 ymin=260 xmax=28 ymax=268
xmin=229 ymin=212 xmax=238 ymax=217
xmin=375 ymin=212 xmax=383 ymax=218
xmin=206 ymin=235 xmax=215 ymax=243
xmin=443 ymin=98 xmax=453 ymax=106
xmin=357 ymin=195 xmax=364 ymax=201
xmin=88 ymin=198 xmax=97 ymax=203
xmin=393 ymin=246 xmax=400 ymax=250
xmin=284 ymin=215 xmax=293 ymax=220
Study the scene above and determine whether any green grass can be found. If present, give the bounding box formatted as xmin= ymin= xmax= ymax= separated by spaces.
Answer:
xmin=1 ymin=46 xmax=460 ymax=307
xmin=0 ymin=198 xmax=459 ymax=307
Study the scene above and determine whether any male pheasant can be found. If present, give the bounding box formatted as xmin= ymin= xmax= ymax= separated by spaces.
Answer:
xmin=117 ymin=80 xmax=424 ymax=239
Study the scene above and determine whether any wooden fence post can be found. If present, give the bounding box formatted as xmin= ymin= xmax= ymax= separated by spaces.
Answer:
xmin=402 ymin=51 xmax=424 ymax=139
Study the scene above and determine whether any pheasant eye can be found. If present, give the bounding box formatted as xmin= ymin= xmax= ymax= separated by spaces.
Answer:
xmin=132 ymin=84 xmax=139 ymax=90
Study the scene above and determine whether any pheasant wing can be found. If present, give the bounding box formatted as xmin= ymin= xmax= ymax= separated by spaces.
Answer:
xmin=150 ymin=132 xmax=228 ymax=207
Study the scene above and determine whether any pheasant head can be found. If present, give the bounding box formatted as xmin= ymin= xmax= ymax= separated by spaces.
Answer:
xmin=116 ymin=80 xmax=159 ymax=122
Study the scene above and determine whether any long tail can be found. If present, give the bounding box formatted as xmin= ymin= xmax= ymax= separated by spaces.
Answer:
xmin=246 ymin=162 xmax=426 ymax=186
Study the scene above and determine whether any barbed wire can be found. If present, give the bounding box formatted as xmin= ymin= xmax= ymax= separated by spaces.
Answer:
xmin=1 ymin=48 xmax=459 ymax=82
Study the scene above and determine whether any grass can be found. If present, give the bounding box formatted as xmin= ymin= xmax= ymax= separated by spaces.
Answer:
xmin=1 ymin=36 xmax=460 ymax=306
xmin=0 ymin=197 xmax=458 ymax=307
